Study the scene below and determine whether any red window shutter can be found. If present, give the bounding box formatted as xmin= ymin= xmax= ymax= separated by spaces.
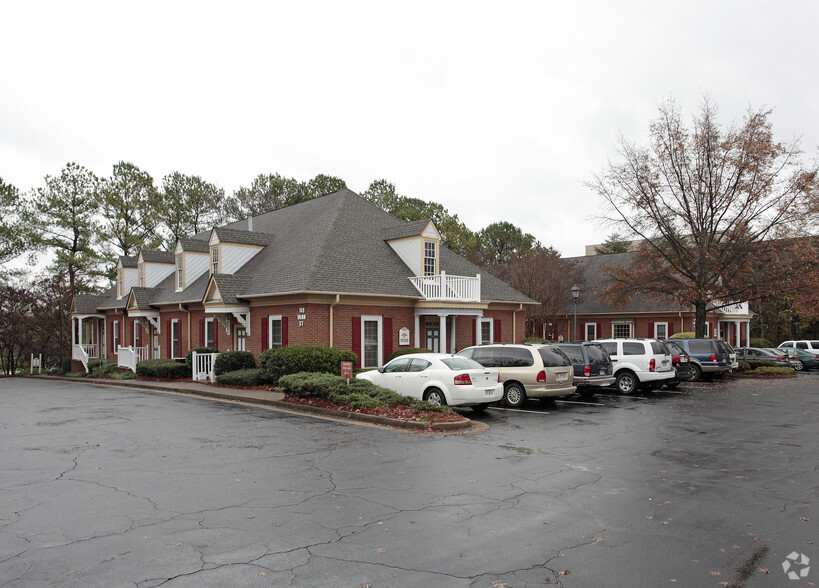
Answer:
xmin=261 ymin=316 xmax=269 ymax=351
xmin=668 ymin=322 xmax=674 ymax=337
xmin=179 ymin=319 xmax=186 ymax=357
xmin=383 ymin=317 xmax=393 ymax=363
xmin=213 ymin=321 xmax=219 ymax=348
xmin=281 ymin=316 xmax=288 ymax=346
xmin=110 ymin=321 xmax=114 ymax=357
xmin=199 ymin=319 xmax=204 ymax=347
xmin=166 ymin=319 xmax=171 ymax=358
xmin=472 ymin=319 xmax=477 ymax=346
xmin=352 ymin=317 xmax=361 ymax=368
xmin=494 ymin=318 xmax=501 ymax=343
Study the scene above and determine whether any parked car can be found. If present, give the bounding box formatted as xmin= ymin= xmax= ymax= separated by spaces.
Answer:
xmin=778 ymin=340 xmax=819 ymax=352
xmin=457 ymin=343 xmax=575 ymax=408
xmin=663 ymin=338 xmax=732 ymax=381
xmin=777 ymin=348 xmax=819 ymax=371
xmin=356 ymin=353 xmax=502 ymax=411
xmin=717 ymin=340 xmax=738 ymax=371
xmin=592 ymin=338 xmax=674 ymax=394
xmin=553 ymin=342 xmax=615 ymax=396
xmin=663 ymin=340 xmax=695 ymax=387
xmin=735 ymin=347 xmax=793 ymax=368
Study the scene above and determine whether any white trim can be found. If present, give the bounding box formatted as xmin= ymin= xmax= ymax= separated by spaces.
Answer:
xmin=479 ymin=317 xmax=494 ymax=345
xmin=654 ymin=322 xmax=668 ymax=340
xmin=113 ymin=319 xmax=120 ymax=354
xmin=171 ymin=318 xmax=181 ymax=359
xmin=585 ymin=322 xmax=597 ymax=341
xmin=361 ymin=315 xmax=383 ymax=369
xmin=268 ymin=314 xmax=283 ymax=349
xmin=204 ymin=317 xmax=215 ymax=348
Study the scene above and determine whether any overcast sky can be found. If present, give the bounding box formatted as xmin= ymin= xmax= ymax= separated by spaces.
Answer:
xmin=2 ymin=1 xmax=817 ymax=258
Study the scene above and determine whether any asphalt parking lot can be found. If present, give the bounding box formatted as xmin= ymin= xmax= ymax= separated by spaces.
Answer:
xmin=1 ymin=374 xmax=817 ymax=587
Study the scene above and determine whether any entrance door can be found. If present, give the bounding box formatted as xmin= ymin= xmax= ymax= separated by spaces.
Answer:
xmin=152 ymin=332 xmax=160 ymax=359
xmin=425 ymin=328 xmax=440 ymax=353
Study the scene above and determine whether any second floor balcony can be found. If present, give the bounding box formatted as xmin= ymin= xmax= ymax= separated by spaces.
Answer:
xmin=408 ymin=272 xmax=481 ymax=302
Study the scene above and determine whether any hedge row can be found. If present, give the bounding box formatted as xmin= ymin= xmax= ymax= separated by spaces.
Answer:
xmin=277 ymin=371 xmax=453 ymax=414
xmin=136 ymin=359 xmax=189 ymax=379
xmin=259 ymin=345 xmax=357 ymax=383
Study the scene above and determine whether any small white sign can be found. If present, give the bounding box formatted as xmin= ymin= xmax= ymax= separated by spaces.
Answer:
xmin=399 ymin=327 xmax=410 ymax=346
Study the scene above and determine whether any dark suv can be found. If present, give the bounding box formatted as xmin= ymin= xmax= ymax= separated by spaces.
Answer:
xmin=663 ymin=338 xmax=731 ymax=381
xmin=553 ymin=342 xmax=615 ymax=396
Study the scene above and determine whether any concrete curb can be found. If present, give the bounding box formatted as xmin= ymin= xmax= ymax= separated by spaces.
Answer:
xmin=29 ymin=375 xmax=472 ymax=432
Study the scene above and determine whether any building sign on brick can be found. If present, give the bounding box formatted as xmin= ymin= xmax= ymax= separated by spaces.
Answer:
xmin=399 ymin=327 xmax=410 ymax=346
xmin=297 ymin=307 xmax=306 ymax=327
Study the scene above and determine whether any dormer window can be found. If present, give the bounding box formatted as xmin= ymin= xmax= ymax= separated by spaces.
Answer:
xmin=211 ymin=247 xmax=219 ymax=275
xmin=176 ymin=254 xmax=184 ymax=290
xmin=424 ymin=242 xmax=437 ymax=276
xmin=138 ymin=265 xmax=144 ymax=287
xmin=117 ymin=268 xmax=124 ymax=298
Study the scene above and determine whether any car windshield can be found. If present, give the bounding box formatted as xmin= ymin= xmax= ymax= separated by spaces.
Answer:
xmin=650 ymin=341 xmax=670 ymax=355
xmin=585 ymin=345 xmax=609 ymax=362
xmin=664 ymin=340 xmax=684 ymax=355
xmin=440 ymin=357 xmax=485 ymax=371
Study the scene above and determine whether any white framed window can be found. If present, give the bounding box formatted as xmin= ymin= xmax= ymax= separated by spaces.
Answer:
xmin=612 ymin=323 xmax=632 ymax=338
xmin=268 ymin=315 xmax=283 ymax=349
xmin=113 ymin=320 xmax=120 ymax=354
xmin=479 ymin=318 xmax=494 ymax=345
xmin=362 ymin=315 xmax=383 ymax=369
xmin=205 ymin=318 xmax=215 ymax=348
xmin=423 ymin=241 xmax=436 ymax=276
xmin=171 ymin=319 xmax=180 ymax=359
xmin=585 ymin=322 xmax=597 ymax=341
xmin=117 ymin=268 xmax=124 ymax=299
xmin=138 ymin=265 xmax=144 ymax=287
xmin=654 ymin=322 xmax=668 ymax=340
xmin=211 ymin=247 xmax=219 ymax=275
xmin=176 ymin=255 xmax=184 ymax=290
xmin=133 ymin=321 xmax=141 ymax=348
xmin=236 ymin=327 xmax=246 ymax=351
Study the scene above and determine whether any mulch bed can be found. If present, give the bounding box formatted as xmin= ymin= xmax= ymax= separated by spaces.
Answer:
xmin=281 ymin=395 xmax=468 ymax=424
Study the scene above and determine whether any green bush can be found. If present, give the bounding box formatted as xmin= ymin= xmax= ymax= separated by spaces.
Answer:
xmin=185 ymin=347 xmax=218 ymax=369
xmin=60 ymin=357 xmax=72 ymax=373
xmin=259 ymin=345 xmax=357 ymax=383
xmin=216 ymin=368 xmax=268 ymax=387
xmin=669 ymin=332 xmax=696 ymax=339
xmin=89 ymin=359 xmax=119 ymax=378
xmin=385 ymin=347 xmax=433 ymax=363
xmin=750 ymin=366 xmax=794 ymax=376
xmin=214 ymin=350 xmax=256 ymax=375
xmin=113 ymin=371 xmax=137 ymax=380
xmin=523 ymin=337 xmax=547 ymax=344
xmin=736 ymin=360 xmax=752 ymax=372
xmin=136 ymin=359 xmax=189 ymax=379
xmin=277 ymin=371 xmax=454 ymax=415
xmin=749 ymin=337 xmax=774 ymax=348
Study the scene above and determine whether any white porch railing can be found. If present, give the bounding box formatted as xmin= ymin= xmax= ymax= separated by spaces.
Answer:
xmin=192 ymin=351 xmax=219 ymax=383
xmin=408 ymin=272 xmax=481 ymax=302
xmin=72 ymin=344 xmax=90 ymax=373
xmin=117 ymin=346 xmax=149 ymax=373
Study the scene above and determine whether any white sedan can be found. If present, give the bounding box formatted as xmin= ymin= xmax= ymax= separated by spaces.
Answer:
xmin=356 ymin=353 xmax=503 ymax=411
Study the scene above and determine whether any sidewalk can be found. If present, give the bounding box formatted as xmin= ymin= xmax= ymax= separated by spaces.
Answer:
xmin=35 ymin=376 xmax=473 ymax=432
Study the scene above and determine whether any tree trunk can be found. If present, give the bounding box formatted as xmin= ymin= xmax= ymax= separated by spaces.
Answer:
xmin=694 ymin=302 xmax=708 ymax=338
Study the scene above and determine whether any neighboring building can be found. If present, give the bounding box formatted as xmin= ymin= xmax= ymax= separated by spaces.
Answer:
xmin=70 ymin=189 xmax=536 ymax=372
xmin=535 ymin=252 xmax=753 ymax=346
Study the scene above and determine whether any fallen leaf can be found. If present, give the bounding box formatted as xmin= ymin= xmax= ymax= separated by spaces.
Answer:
xmin=374 ymin=548 xmax=386 ymax=553
xmin=559 ymin=570 xmax=571 ymax=575
xmin=759 ymin=568 xmax=769 ymax=574
xmin=800 ymin=517 xmax=810 ymax=521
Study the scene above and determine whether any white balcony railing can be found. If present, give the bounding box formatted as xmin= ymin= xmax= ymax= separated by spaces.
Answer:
xmin=192 ymin=351 xmax=219 ymax=383
xmin=408 ymin=272 xmax=481 ymax=302
xmin=72 ymin=344 xmax=90 ymax=373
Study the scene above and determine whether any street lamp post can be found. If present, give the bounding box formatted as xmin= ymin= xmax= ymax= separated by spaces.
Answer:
xmin=571 ymin=284 xmax=581 ymax=342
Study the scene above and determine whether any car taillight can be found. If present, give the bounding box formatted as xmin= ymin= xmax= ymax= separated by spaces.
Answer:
xmin=454 ymin=373 xmax=472 ymax=385
xmin=536 ymin=370 xmax=546 ymax=383
xmin=583 ymin=366 xmax=591 ymax=377
xmin=649 ymin=358 xmax=655 ymax=372
xmin=671 ymin=355 xmax=681 ymax=364
xmin=709 ymin=354 xmax=717 ymax=362
xmin=498 ymin=372 xmax=502 ymax=383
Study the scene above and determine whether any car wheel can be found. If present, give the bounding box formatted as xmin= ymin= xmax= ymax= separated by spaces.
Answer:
xmin=578 ymin=388 xmax=596 ymax=398
xmin=615 ymin=371 xmax=637 ymax=395
xmin=503 ymin=382 xmax=527 ymax=408
xmin=794 ymin=360 xmax=804 ymax=371
xmin=665 ymin=381 xmax=680 ymax=389
xmin=424 ymin=388 xmax=447 ymax=406
xmin=689 ymin=364 xmax=703 ymax=382
xmin=471 ymin=404 xmax=488 ymax=413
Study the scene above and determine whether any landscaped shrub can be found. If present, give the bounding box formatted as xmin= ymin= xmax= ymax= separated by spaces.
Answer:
xmin=136 ymin=359 xmax=189 ymax=379
xmin=669 ymin=332 xmax=696 ymax=339
xmin=214 ymin=350 xmax=256 ymax=375
xmin=523 ymin=337 xmax=547 ymax=344
xmin=216 ymin=368 xmax=268 ymax=387
xmin=385 ymin=347 xmax=433 ymax=363
xmin=60 ymin=357 xmax=72 ymax=373
xmin=89 ymin=359 xmax=118 ymax=378
xmin=750 ymin=366 xmax=794 ymax=376
xmin=749 ymin=337 xmax=775 ymax=348
xmin=185 ymin=347 xmax=218 ymax=369
xmin=259 ymin=345 xmax=357 ymax=383
xmin=277 ymin=371 xmax=454 ymax=414
xmin=737 ymin=360 xmax=752 ymax=372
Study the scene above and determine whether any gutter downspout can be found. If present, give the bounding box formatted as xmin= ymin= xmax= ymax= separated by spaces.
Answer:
xmin=329 ymin=294 xmax=340 ymax=346
xmin=514 ymin=304 xmax=523 ymax=343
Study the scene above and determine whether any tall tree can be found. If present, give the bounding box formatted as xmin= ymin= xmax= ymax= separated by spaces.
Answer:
xmin=97 ymin=161 xmax=162 ymax=260
xmin=0 ymin=178 xmax=29 ymax=263
xmin=31 ymin=163 xmax=104 ymax=296
xmin=470 ymin=221 xmax=541 ymax=273
xmin=594 ymin=233 xmax=632 ymax=255
xmin=587 ymin=98 xmax=817 ymax=337
xmin=158 ymin=172 xmax=225 ymax=248
xmin=361 ymin=179 xmax=477 ymax=255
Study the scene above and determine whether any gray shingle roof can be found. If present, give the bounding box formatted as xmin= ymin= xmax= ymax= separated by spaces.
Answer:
xmin=213 ymin=227 xmax=275 ymax=247
xmin=178 ymin=237 xmax=210 ymax=253
xmin=382 ymin=219 xmax=433 ymax=241
xmin=129 ymin=287 xmax=158 ymax=310
xmin=210 ymin=275 xmax=252 ymax=304
xmin=73 ymin=294 xmax=106 ymax=314
xmin=119 ymin=255 xmax=138 ymax=268
xmin=140 ymin=250 xmax=174 ymax=264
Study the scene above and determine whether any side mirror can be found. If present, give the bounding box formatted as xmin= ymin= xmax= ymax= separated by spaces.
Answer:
xmin=378 ymin=367 xmax=385 ymax=373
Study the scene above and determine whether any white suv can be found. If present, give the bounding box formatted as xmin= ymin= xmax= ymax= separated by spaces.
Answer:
xmin=778 ymin=340 xmax=819 ymax=352
xmin=592 ymin=338 xmax=674 ymax=394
